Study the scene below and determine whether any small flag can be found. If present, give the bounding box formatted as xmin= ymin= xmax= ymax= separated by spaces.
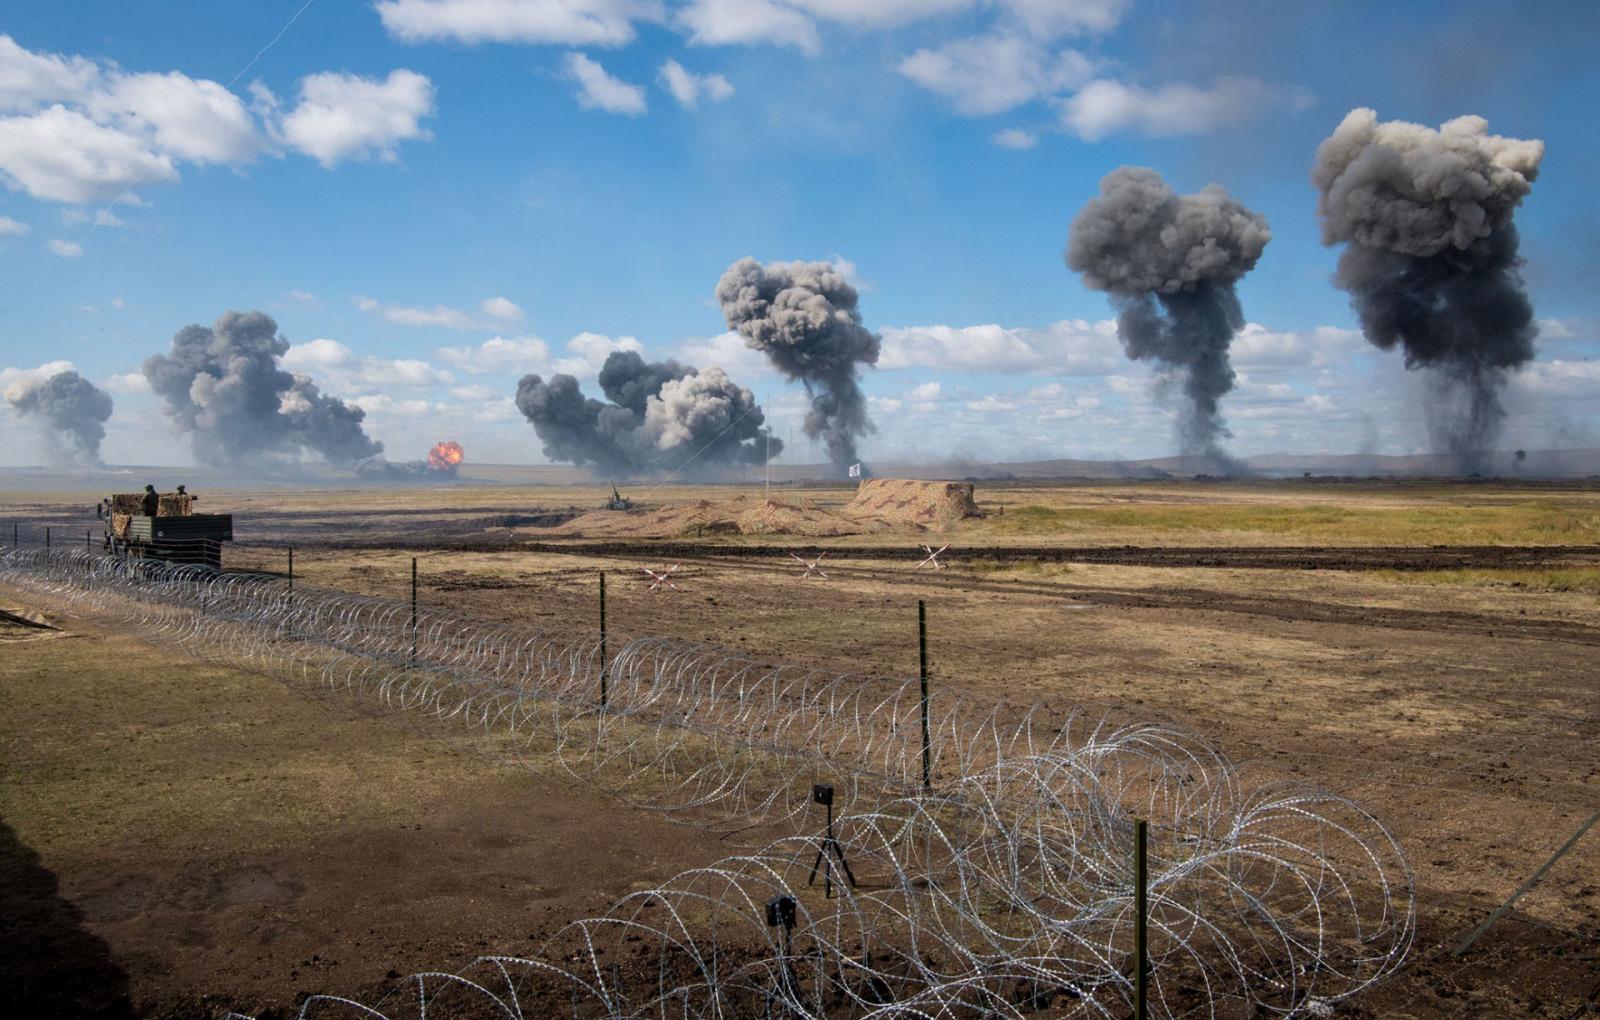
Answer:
xmin=848 ymin=463 xmax=862 ymax=478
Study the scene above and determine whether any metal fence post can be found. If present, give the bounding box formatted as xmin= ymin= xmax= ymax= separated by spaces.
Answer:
xmin=288 ymin=547 xmax=294 ymax=591
xmin=918 ymin=599 xmax=931 ymax=790
xmin=45 ymin=526 xmax=50 ymax=551
xmin=599 ymin=571 xmax=608 ymax=708
xmin=410 ymin=557 xmax=418 ymax=668
xmin=1134 ymin=818 xmax=1148 ymax=1020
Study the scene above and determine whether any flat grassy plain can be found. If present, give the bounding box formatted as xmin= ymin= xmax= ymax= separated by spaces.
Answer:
xmin=2 ymin=477 xmax=1598 ymax=1017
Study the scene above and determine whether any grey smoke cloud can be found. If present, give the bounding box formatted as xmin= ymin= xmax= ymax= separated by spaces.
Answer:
xmin=1313 ymin=108 xmax=1544 ymax=471
xmin=1066 ymin=166 xmax=1270 ymax=465
xmin=143 ymin=310 xmax=384 ymax=468
xmin=4 ymin=369 xmax=114 ymax=463
xmin=515 ymin=350 xmax=777 ymax=478
xmin=715 ymin=258 xmax=880 ymax=471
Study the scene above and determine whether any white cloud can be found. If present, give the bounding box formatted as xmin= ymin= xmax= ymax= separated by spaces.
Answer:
xmin=480 ymin=295 xmax=524 ymax=322
xmin=375 ymin=0 xmax=655 ymax=47
xmin=436 ymin=334 xmax=552 ymax=372
xmin=449 ymin=383 xmax=502 ymax=401
xmin=658 ymin=58 xmax=734 ymax=108
xmin=0 ymin=35 xmax=259 ymax=203
xmin=0 ymin=215 xmax=27 ymax=235
xmin=880 ymin=319 xmax=1121 ymax=374
xmin=356 ymin=294 xmax=519 ymax=330
xmin=564 ymin=52 xmax=647 ymax=115
xmin=899 ymin=34 xmax=1093 ymax=116
xmin=676 ymin=0 xmax=820 ymax=53
xmin=966 ymin=394 xmax=1018 ymax=413
xmin=287 ymin=288 xmax=318 ymax=303
xmin=996 ymin=0 xmax=1131 ymax=39
xmin=787 ymin=0 xmax=971 ymax=26
xmin=675 ymin=328 xmax=774 ymax=379
xmin=0 ymin=34 xmax=98 ymax=111
xmin=991 ymin=127 xmax=1036 ymax=149
xmin=270 ymin=69 xmax=436 ymax=166
xmin=110 ymin=296 xmax=125 ymax=309
xmin=63 ymin=206 xmax=127 ymax=227
xmin=350 ymin=393 xmax=443 ymax=417
xmin=47 ymin=238 xmax=82 ymax=257
xmin=553 ymin=330 xmax=644 ymax=374
xmin=282 ymin=337 xmax=353 ymax=368
xmin=908 ymin=381 xmax=942 ymax=401
xmin=1 ymin=359 xmax=75 ymax=403
xmin=869 ymin=395 xmax=904 ymax=413
xmin=283 ymin=338 xmax=456 ymax=392
xmin=0 ymin=104 xmax=177 ymax=203
xmin=1230 ymin=323 xmax=1364 ymax=369
xmin=1058 ymin=76 xmax=1308 ymax=140
xmin=1509 ymin=359 xmax=1600 ymax=401
xmin=0 ymin=35 xmax=428 ymax=203
xmin=103 ymin=371 xmax=150 ymax=394
xmin=84 ymin=70 xmax=260 ymax=164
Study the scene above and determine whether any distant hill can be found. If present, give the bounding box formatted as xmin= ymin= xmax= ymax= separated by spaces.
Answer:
xmin=2 ymin=448 xmax=1599 ymax=492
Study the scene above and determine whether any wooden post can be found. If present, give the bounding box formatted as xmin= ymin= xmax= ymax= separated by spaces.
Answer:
xmin=599 ymin=571 xmax=608 ymax=708
xmin=918 ymin=599 xmax=931 ymax=790
xmin=1134 ymin=818 xmax=1148 ymax=1020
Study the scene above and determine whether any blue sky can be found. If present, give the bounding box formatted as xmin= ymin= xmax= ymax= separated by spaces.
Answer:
xmin=2 ymin=0 xmax=1597 ymax=468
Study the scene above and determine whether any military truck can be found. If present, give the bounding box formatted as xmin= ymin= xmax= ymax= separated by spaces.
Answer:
xmin=99 ymin=488 xmax=233 ymax=569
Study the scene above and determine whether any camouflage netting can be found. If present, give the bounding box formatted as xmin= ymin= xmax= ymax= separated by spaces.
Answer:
xmin=105 ymin=492 xmax=193 ymax=539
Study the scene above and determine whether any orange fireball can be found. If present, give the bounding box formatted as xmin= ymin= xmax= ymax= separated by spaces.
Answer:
xmin=428 ymin=441 xmax=464 ymax=470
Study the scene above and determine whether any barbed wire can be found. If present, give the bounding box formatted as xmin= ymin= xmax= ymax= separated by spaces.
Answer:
xmin=0 ymin=547 xmax=1415 ymax=1017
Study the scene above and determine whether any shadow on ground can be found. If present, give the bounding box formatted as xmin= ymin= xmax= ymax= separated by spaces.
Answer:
xmin=0 ymin=817 xmax=135 ymax=1018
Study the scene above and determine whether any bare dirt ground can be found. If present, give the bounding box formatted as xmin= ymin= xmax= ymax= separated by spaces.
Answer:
xmin=3 ymin=478 xmax=1599 ymax=1017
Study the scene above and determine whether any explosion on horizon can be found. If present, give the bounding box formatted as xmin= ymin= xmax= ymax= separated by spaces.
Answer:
xmin=715 ymin=258 xmax=880 ymax=474
xmin=516 ymin=350 xmax=777 ymax=479
xmin=1313 ymin=108 xmax=1544 ymax=472
xmin=143 ymin=311 xmax=385 ymax=469
xmin=428 ymin=440 xmax=464 ymax=471
xmin=1066 ymin=166 xmax=1270 ymax=469
xmin=4 ymin=369 xmax=114 ymax=465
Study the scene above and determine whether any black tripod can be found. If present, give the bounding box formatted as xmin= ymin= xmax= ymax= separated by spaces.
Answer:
xmin=806 ymin=783 xmax=857 ymax=899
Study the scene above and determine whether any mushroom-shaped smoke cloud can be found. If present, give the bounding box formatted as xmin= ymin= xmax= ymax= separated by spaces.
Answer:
xmin=1313 ymin=109 xmax=1543 ymax=471
xmin=1067 ymin=167 xmax=1270 ymax=468
xmin=515 ymin=350 xmax=778 ymax=478
xmin=4 ymin=369 xmax=114 ymax=464
xmin=715 ymin=258 xmax=880 ymax=472
xmin=143 ymin=311 xmax=384 ymax=468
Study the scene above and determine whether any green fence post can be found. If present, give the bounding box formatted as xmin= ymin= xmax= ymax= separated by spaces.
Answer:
xmin=1135 ymin=818 xmax=1148 ymax=1020
xmin=918 ymin=599 xmax=931 ymax=791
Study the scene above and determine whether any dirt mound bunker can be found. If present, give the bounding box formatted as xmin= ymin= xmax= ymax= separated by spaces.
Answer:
xmin=843 ymin=478 xmax=985 ymax=529
xmin=548 ymin=479 xmax=985 ymax=539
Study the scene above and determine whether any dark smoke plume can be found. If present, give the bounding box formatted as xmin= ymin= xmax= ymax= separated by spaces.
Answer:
xmin=515 ymin=350 xmax=778 ymax=478
xmin=715 ymin=258 xmax=880 ymax=471
xmin=4 ymin=369 xmax=114 ymax=464
xmin=143 ymin=310 xmax=384 ymax=468
xmin=1067 ymin=167 xmax=1270 ymax=467
xmin=1313 ymin=109 xmax=1543 ymax=472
